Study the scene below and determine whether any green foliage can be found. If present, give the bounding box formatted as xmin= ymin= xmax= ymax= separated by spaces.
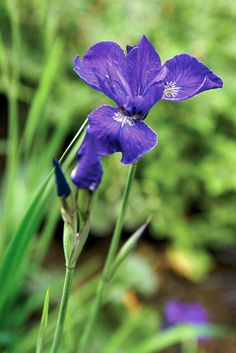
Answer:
xmin=0 ymin=0 xmax=234 ymax=352
xmin=36 ymin=288 xmax=50 ymax=353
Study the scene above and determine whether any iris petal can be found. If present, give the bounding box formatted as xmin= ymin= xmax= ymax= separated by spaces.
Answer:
xmin=162 ymin=53 xmax=223 ymax=101
xmin=73 ymin=41 xmax=130 ymax=107
xmin=125 ymin=36 xmax=162 ymax=94
xmin=74 ymin=36 xmax=167 ymax=116
xmin=124 ymin=35 xmax=166 ymax=115
xmin=71 ymin=131 xmax=103 ymax=191
xmin=88 ymin=105 xmax=157 ymax=164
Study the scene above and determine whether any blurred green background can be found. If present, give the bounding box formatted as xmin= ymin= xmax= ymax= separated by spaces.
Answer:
xmin=0 ymin=0 xmax=235 ymax=352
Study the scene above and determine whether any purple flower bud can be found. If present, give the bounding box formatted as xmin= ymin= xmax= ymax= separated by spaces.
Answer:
xmin=53 ymin=159 xmax=71 ymax=198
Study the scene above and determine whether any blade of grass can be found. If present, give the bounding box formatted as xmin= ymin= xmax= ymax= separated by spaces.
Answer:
xmin=0 ymin=189 xmax=51 ymax=316
xmin=59 ymin=119 xmax=87 ymax=164
xmin=41 ymin=0 xmax=58 ymax=55
xmin=36 ymin=288 xmax=50 ymax=353
xmin=127 ymin=324 xmax=228 ymax=353
xmin=103 ymin=311 xmax=143 ymax=353
xmin=22 ymin=39 xmax=63 ymax=154
xmin=0 ymin=121 xmax=87 ymax=316
xmin=34 ymin=202 xmax=60 ymax=265
xmin=14 ymin=268 xmax=100 ymax=353
xmin=1 ymin=0 xmax=21 ymax=252
xmin=0 ymin=31 xmax=10 ymax=90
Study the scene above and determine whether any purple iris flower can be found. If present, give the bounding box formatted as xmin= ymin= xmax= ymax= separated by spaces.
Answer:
xmin=164 ymin=300 xmax=209 ymax=327
xmin=73 ymin=35 xmax=223 ymax=165
xmin=71 ymin=130 xmax=103 ymax=191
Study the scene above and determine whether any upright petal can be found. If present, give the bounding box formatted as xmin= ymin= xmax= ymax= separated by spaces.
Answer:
xmin=73 ymin=42 xmax=131 ymax=107
xmin=88 ymin=105 xmax=157 ymax=164
xmin=124 ymin=35 xmax=166 ymax=115
xmin=125 ymin=35 xmax=162 ymax=94
xmin=162 ymin=54 xmax=223 ymax=101
xmin=71 ymin=131 xmax=103 ymax=191
xmin=126 ymin=44 xmax=135 ymax=54
xmin=123 ymin=79 xmax=165 ymax=116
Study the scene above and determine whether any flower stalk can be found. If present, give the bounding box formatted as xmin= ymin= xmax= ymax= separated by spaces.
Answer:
xmin=78 ymin=163 xmax=136 ymax=353
xmin=50 ymin=160 xmax=92 ymax=353
xmin=50 ymin=267 xmax=74 ymax=353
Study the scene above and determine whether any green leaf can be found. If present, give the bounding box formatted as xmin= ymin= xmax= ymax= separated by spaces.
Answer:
xmin=0 ymin=121 xmax=87 ymax=316
xmin=36 ymin=288 xmax=50 ymax=353
xmin=108 ymin=217 xmax=150 ymax=281
xmin=0 ymin=174 xmax=51 ymax=315
xmin=22 ymin=39 xmax=63 ymax=154
xmin=127 ymin=324 xmax=229 ymax=353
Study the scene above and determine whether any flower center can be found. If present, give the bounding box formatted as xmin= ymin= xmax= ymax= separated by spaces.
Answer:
xmin=113 ymin=112 xmax=138 ymax=127
xmin=164 ymin=81 xmax=180 ymax=98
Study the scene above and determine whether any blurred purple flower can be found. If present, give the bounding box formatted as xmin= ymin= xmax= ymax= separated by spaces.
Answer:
xmin=164 ymin=300 xmax=209 ymax=327
xmin=73 ymin=35 xmax=223 ymax=164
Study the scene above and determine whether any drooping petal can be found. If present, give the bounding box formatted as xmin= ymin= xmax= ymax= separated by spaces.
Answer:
xmin=53 ymin=159 xmax=71 ymax=198
xmin=162 ymin=54 xmax=223 ymax=101
xmin=124 ymin=35 xmax=167 ymax=115
xmin=71 ymin=131 xmax=103 ymax=191
xmin=88 ymin=105 xmax=157 ymax=164
xmin=73 ymin=42 xmax=131 ymax=107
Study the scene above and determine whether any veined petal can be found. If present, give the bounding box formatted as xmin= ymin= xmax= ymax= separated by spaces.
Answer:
xmin=123 ymin=80 xmax=165 ymax=116
xmin=125 ymin=35 xmax=162 ymax=94
xmin=88 ymin=105 xmax=157 ymax=164
xmin=162 ymin=54 xmax=223 ymax=101
xmin=124 ymin=35 xmax=166 ymax=115
xmin=73 ymin=41 xmax=131 ymax=107
xmin=71 ymin=131 xmax=103 ymax=191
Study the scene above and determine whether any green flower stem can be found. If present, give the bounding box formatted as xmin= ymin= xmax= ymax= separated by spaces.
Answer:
xmin=78 ymin=163 xmax=137 ymax=353
xmin=50 ymin=267 xmax=75 ymax=353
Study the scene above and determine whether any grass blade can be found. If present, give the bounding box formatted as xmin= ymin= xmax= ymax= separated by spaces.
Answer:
xmin=36 ymin=288 xmax=50 ymax=353
xmin=0 ymin=121 xmax=87 ymax=316
xmin=22 ymin=39 xmax=63 ymax=154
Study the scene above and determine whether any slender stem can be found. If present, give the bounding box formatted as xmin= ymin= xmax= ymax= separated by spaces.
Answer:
xmin=50 ymin=267 xmax=74 ymax=353
xmin=59 ymin=119 xmax=88 ymax=163
xmin=78 ymin=163 xmax=137 ymax=353
xmin=103 ymin=164 xmax=137 ymax=281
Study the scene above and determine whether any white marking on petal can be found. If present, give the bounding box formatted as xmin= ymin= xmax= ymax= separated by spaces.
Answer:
xmin=89 ymin=182 xmax=97 ymax=191
xmin=113 ymin=112 xmax=137 ymax=128
xmin=164 ymin=81 xmax=180 ymax=98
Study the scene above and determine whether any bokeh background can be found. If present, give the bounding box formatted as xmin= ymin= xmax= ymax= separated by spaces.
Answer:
xmin=0 ymin=0 xmax=236 ymax=352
